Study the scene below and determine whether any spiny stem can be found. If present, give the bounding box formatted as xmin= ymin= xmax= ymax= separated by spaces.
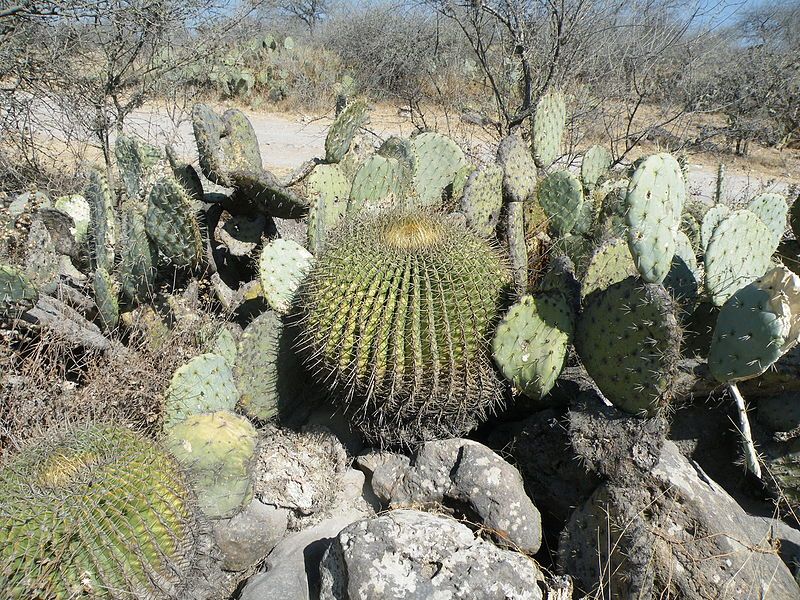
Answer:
xmin=730 ymin=382 xmax=762 ymax=479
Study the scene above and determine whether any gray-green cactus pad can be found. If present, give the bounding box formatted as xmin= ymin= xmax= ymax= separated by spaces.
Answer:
xmin=325 ymin=99 xmax=369 ymax=163
xmin=258 ymin=239 xmax=314 ymax=315
xmin=624 ymin=153 xmax=685 ymax=284
xmin=306 ymin=164 xmax=350 ymax=253
xmin=537 ymin=170 xmax=584 ymax=235
xmin=748 ymin=192 xmax=788 ymax=248
xmin=581 ymin=238 xmax=637 ymax=298
xmin=163 ymin=353 xmax=239 ymax=428
xmin=411 ymin=132 xmax=467 ymax=207
xmin=704 ymin=209 xmax=775 ymax=306
xmin=0 ymin=264 xmax=38 ymax=318
xmin=532 ymin=90 xmax=566 ymax=168
xmin=580 ymin=145 xmax=612 ymax=191
xmin=497 ymin=133 xmax=537 ymax=204
xmin=146 ymin=178 xmax=204 ymax=269
xmin=575 ymin=277 xmax=682 ymax=416
xmin=492 ymin=292 xmax=574 ymax=400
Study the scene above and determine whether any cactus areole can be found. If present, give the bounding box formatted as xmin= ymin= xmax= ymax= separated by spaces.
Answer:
xmin=298 ymin=211 xmax=511 ymax=447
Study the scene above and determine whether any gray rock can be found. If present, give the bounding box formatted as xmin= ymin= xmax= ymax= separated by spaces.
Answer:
xmin=560 ymin=440 xmax=800 ymax=599
xmin=357 ymin=438 xmax=541 ymax=553
xmin=238 ymin=512 xmax=366 ymax=600
xmin=319 ymin=509 xmax=544 ymax=600
xmin=212 ymin=499 xmax=288 ymax=572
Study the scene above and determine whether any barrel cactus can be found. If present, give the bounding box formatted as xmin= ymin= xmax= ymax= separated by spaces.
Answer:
xmin=0 ymin=423 xmax=217 ymax=599
xmin=297 ymin=211 xmax=511 ymax=447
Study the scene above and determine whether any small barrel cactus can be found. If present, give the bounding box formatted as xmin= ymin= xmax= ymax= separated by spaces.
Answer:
xmin=298 ymin=211 xmax=511 ymax=447
xmin=0 ymin=423 xmax=217 ymax=599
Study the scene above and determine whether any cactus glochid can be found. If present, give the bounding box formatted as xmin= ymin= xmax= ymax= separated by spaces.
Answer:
xmin=297 ymin=211 xmax=511 ymax=447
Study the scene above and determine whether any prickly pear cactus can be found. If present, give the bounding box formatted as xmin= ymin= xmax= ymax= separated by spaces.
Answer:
xmin=163 ymin=353 xmax=239 ymax=428
xmin=459 ymin=163 xmax=504 ymax=237
xmin=497 ymin=133 xmax=537 ymax=204
xmin=747 ymin=192 xmax=788 ymax=248
xmin=0 ymin=423 xmax=217 ymax=599
xmin=704 ymin=209 xmax=774 ymax=306
xmin=537 ymin=170 xmax=584 ymax=235
xmin=54 ymin=194 xmax=91 ymax=245
xmin=663 ymin=231 xmax=701 ymax=306
xmin=166 ymin=145 xmax=204 ymax=203
xmin=298 ymin=211 xmax=510 ymax=447
xmin=306 ymin=164 xmax=350 ymax=253
xmin=85 ymin=168 xmax=117 ymax=272
xmin=325 ymin=99 xmax=369 ymax=163
xmin=165 ymin=410 xmax=258 ymax=519
xmin=258 ymin=239 xmax=314 ymax=315
xmin=349 ymin=154 xmax=410 ymax=214
xmin=576 ymin=277 xmax=683 ymax=416
xmin=411 ymin=131 xmax=467 ymax=207
xmin=492 ymin=292 xmax=574 ymax=400
xmin=624 ymin=153 xmax=685 ymax=284
xmin=192 ymin=104 xmax=262 ymax=186
xmin=581 ymin=238 xmax=637 ymax=298
xmin=119 ymin=200 xmax=157 ymax=303
xmin=532 ymin=90 xmax=566 ymax=168
xmin=505 ymin=201 xmax=528 ymax=293
xmin=115 ymin=134 xmax=161 ymax=200
xmin=709 ymin=266 xmax=800 ymax=383
xmin=580 ymin=145 xmax=612 ymax=191
xmin=234 ymin=310 xmax=305 ymax=422
xmin=93 ymin=266 xmax=119 ymax=331
xmin=700 ymin=204 xmax=730 ymax=252
xmin=146 ymin=177 xmax=204 ymax=268
xmin=0 ymin=264 xmax=38 ymax=317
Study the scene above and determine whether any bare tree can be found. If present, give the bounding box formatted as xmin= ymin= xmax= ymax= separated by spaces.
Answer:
xmin=279 ymin=0 xmax=332 ymax=34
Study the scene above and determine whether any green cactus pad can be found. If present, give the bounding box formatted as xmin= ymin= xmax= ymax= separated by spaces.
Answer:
xmin=85 ymin=168 xmax=117 ymax=272
xmin=506 ymin=201 xmax=528 ymax=293
xmin=581 ymin=238 xmax=637 ymax=298
xmin=704 ymin=209 xmax=775 ymax=306
xmin=258 ymin=238 xmax=314 ymax=315
xmin=115 ymin=134 xmax=152 ymax=200
xmin=575 ymin=277 xmax=683 ymax=416
xmin=192 ymin=104 xmax=261 ymax=186
xmin=459 ymin=163 xmax=504 ymax=237
xmin=298 ymin=211 xmax=510 ymax=447
xmin=54 ymin=194 xmax=91 ymax=245
xmin=164 ymin=353 xmax=239 ymax=428
xmin=680 ymin=212 xmax=702 ymax=253
xmin=93 ymin=267 xmax=119 ymax=331
xmin=663 ymin=231 xmax=701 ymax=305
xmin=537 ymin=170 xmax=584 ymax=235
xmin=449 ymin=163 xmax=474 ymax=205
xmin=709 ymin=266 xmax=800 ymax=383
xmin=348 ymin=154 xmax=410 ymax=214
xmin=624 ymin=153 xmax=685 ymax=284
xmin=0 ymin=264 xmax=38 ymax=317
xmin=306 ymin=164 xmax=350 ymax=254
xmin=492 ymin=292 xmax=574 ymax=400
xmin=229 ymin=168 xmax=309 ymax=219
xmin=165 ymin=410 xmax=257 ymax=519
xmin=378 ymin=136 xmax=416 ymax=173
xmin=146 ymin=177 xmax=204 ymax=268
xmin=119 ymin=200 xmax=157 ymax=303
xmin=700 ymin=204 xmax=731 ymax=252
xmin=580 ymin=145 xmax=612 ymax=191
xmin=748 ymin=192 xmax=788 ymax=248
xmin=532 ymin=90 xmax=566 ymax=168
xmin=166 ymin=145 xmax=204 ymax=202
xmin=0 ymin=423 xmax=215 ymax=599
xmin=325 ymin=99 xmax=369 ymax=163
xmin=497 ymin=133 xmax=537 ymax=204
xmin=208 ymin=325 xmax=238 ymax=365
xmin=234 ymin=310 xmax=304 ymax=422
xmin=410 ymin=131 xmax=467 ymax=207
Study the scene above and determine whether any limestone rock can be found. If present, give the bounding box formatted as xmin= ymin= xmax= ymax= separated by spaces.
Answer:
xmin=319 ymin=509 xmax=545 ymax=600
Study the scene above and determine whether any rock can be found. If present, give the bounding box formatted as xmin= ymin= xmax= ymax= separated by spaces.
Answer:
xmin=238 ymin=511 xmax=367 ymax=600
xmin=356 ymin=438 xmax=541 ymax=554
xmin=212 ymin=499 xmax=289 ymax=572
xmin=319 ymin=509 xmax=545 ymax=600
xmin=560 ymin=440 xmax=800 ymax=599
xmin=255 ymin=425 xmax=348 ymax=528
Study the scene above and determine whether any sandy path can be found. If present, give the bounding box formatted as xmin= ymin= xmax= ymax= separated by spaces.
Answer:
xmin=124 ymin=104 xmax=797 ymax=206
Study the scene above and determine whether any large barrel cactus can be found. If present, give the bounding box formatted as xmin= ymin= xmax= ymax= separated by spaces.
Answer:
xmin=298 ymin=211 xmax=511 ymax=447
xmin=0 ymin=423 xmax=217 ymax=599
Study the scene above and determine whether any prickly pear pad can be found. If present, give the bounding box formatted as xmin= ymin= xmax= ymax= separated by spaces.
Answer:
xmin=625 ymin=153 xmax=685 ymax=284
xmin=748 ymin=192 xmax=788 ymax=248
xmin=532 ymin=90 xmax=566 ymax=168
xmin=700 ymin=204 xmax=730 ymax=252
xmin=704 ymin=209 xmax=774 ymax=306
xmin=709 ymin=266 xmax=800 ymax=383
xmin=538 ymin=170 xmax=584 ymax=235
xmin=575 ymin=277 xmax=682 ymax=416
xmin=581 ymin=238 xmax=637 ymax=298
xmin=298 ymin=211 xmax=510 ymax=447
xmin=492 ymin=292 xmax=574 ymax=400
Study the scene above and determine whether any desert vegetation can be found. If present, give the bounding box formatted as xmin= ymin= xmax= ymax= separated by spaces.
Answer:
xmin=2 ymin=1 xmax=800 ymax=599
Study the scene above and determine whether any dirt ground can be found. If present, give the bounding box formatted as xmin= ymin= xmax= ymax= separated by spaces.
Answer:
xmin=124 ymin=101 xmax=799 ymax=206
